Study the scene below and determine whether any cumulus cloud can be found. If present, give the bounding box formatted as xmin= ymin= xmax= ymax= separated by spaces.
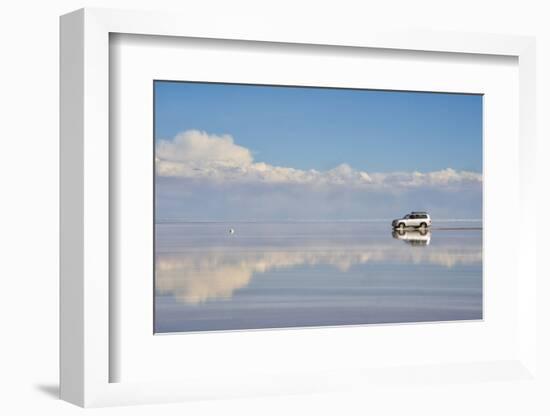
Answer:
xmin=156 ymin=130 xmax=482 ymax=189
xmin=157 ymin=130 xmax=252 ymax=167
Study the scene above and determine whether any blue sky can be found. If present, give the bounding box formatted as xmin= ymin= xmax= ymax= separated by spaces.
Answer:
xmin=155 ymin=81 xmax=482 ymax=173
xmin=154 ymin=81 xmax=483 ymax=220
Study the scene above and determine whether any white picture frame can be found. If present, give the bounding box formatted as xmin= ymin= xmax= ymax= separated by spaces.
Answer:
xmin=60 ymin=7 xmax=538 ymax=407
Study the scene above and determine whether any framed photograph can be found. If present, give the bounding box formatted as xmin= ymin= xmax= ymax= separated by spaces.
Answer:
xmin=60 ymin=8 xmax=538 ymax=407
xmin=152 ymin=81 xmax=484 ymax=334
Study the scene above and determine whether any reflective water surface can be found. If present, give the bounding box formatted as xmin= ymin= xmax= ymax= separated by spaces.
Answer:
xmin=154 ymin=222 xmax=482 ymax=333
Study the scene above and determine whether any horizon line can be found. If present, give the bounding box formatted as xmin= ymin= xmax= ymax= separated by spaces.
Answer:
xmin=155 ymin=218 xmax=483 ymax=224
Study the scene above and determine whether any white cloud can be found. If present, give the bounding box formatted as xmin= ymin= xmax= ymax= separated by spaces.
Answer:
xmin=156 ymin=129 xmax=253 ymax=175
xmin=156 ymin=130 xmax=482 ymax=189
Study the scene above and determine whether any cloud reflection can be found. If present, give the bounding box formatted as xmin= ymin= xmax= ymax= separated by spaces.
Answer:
xmin=156 ymin=241 xmax=482 ymax=304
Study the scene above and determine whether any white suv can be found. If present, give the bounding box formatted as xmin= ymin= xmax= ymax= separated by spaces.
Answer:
xmin=392 ymin=212 xmax=432 ymax=229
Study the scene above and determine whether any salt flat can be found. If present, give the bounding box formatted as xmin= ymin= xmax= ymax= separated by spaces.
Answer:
xmin=154 ymin=221 xmax=482 ymax=333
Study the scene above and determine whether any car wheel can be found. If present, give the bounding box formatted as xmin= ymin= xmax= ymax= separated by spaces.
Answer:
xmin=399 ymin=223 xmax=405 ymax=230
xmin=420 ymin=222 xmax=427 ymax=229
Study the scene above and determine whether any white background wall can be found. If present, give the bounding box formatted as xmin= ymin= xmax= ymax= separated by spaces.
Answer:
xmin=0 ymin=0 xmax=548 ymax=414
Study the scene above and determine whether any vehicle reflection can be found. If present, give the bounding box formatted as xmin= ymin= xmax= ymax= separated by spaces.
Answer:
xmin=392 ymin=228 xmax=431 ymax=246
